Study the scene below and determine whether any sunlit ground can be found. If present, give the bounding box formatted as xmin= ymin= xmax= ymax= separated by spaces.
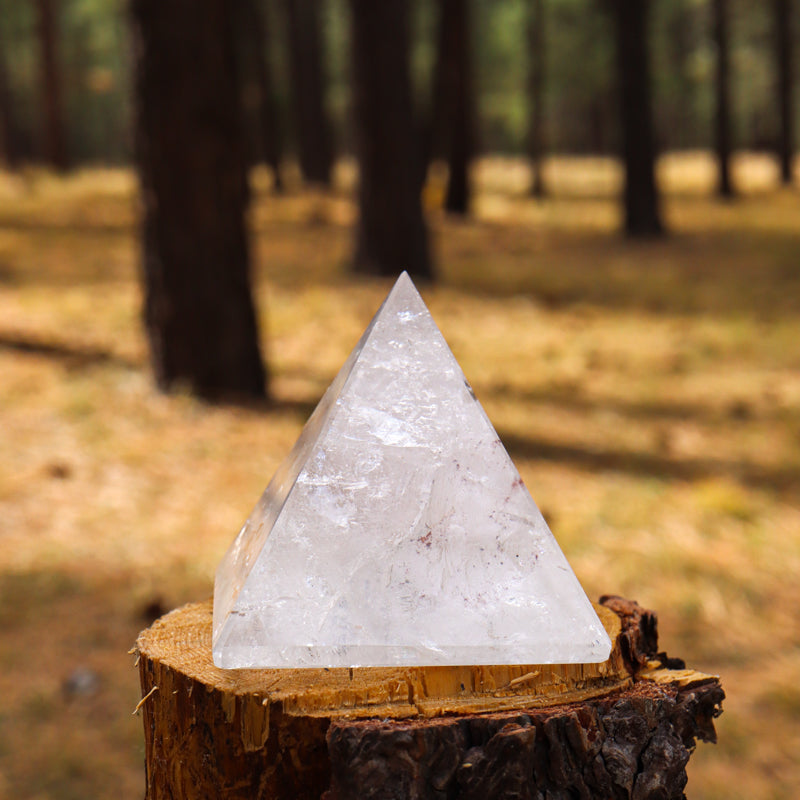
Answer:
xmin=0 ymin=152 xmax=798 ymax=799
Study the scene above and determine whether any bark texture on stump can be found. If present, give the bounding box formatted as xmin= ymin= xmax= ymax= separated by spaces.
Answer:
xmin=135 ymin=597 xmax=722 ymax=799
xmin=325 ymin=679 xmax=723 ymax=800
xmin=130 ymin=0 xmax=267 ymax=401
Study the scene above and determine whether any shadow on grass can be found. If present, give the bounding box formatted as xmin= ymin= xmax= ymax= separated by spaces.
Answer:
xmin=4 ymin=336 xmax=797 ymax=497
xmin=245 ymin=366 xmax=800 ymax=496
xmin=4 ymin=189 xmax=800 ymax=320
xmin=0 ymin=332 xmax=320 ymax=419
xmin=499 ymin=428 xmax=800 ymax=497
xmin=0 ymin=332 xmax=139 ymax=370
xmin=477 ymin=381 xmax=775 ymax=425
xmin=273 ymin=366 xmax=786 ymax=427
xmin=207 ymin=393 xmax=319 ymax=420
xmin=441 ymin=229 xmax=800 ymax=318
xmin=0 ymin=218 xmax=131 ymax=234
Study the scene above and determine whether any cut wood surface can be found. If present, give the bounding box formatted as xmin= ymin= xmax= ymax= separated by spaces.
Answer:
xmin=134 ymin=597 xmax=724 ymax=799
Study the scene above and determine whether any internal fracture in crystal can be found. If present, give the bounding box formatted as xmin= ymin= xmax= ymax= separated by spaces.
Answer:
xmin=213 ymin=272 xmax=612 ymax=668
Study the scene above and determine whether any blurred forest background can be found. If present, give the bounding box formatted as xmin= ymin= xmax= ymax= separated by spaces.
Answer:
xmin=0 ymin=0 xmax=799 ymax=798
xmin=0 ymin=0 xmax=795 ymax=164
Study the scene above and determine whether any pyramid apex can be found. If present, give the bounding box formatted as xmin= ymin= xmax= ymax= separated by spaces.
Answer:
xmin=387 ymin=270 xmax=421 ymax=303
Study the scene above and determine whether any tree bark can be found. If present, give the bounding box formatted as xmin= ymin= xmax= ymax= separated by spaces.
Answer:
xmin=130 ymin=0 xmax=267 ymax=401
xmin=135 ymin=597 xmax=723 ymax=799
xmin=434 ymin=0 xmax=475 ymax=215
xmin=423 ymin=0 xmax=476 ymax=215
xmin=713 ymin=0 xmax=734 ymax=197
xmin=349 ymin=0 xmax=433 ymax=279
xmin=526 ymin=0 xmax=546 ymax=198
xmin=240 ymin=0 xmax=284 ymax=191
xmin=775 ymin=0 xmax=794 ymax=184
xmin=283 ymin=0 xmax=334 ymax=186
xmin=326 ymin=679 xmax=722 ymax=800
xmin=36 ymin=0 xmax=68 ymax=171
xmin=612 ymin=0 xmax=663 ymax=237
xmin=0 ymin=37 xmax=18 ymax=168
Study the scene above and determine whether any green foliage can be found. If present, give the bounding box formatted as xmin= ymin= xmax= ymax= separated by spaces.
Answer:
xmin=546 ymin=0 xmax=615 ymax=152
xmin=0 ymin=0 xmax=797 ymax=162
xmin=60 ymin=0 xmax=132 ymax=162
xmin=0 ymin=0 xmax=130 ymax=163
xmin=465 ymin=0 xmax=799 ymax=154
xmin=474 ymin=0 xmax=528 ymax=151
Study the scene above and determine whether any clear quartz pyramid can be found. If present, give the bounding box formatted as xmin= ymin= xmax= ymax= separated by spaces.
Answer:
xmin=213 ymin=273 xmax=612 ymax=669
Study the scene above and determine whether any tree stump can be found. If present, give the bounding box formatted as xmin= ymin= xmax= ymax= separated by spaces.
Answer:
xmin=134 ymin=596 xmax=723 ymax=799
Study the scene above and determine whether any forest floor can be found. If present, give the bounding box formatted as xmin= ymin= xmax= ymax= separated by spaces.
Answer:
xmin=0 ymin=152 xmax=799 ymax=799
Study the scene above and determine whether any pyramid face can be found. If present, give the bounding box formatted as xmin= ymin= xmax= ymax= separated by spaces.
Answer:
xmin=213 ymin=273 xmax=612 ymax=669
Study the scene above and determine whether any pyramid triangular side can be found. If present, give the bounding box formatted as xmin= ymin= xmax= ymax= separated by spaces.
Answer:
xmin=213 ymin=273 xmax=420 ymax=642
xmin=214 ymin=273 xmax=611 ymax=668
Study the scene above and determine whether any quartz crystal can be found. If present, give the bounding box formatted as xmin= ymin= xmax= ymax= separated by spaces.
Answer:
xmin=213 ymin=273 xmax=612 ymax=668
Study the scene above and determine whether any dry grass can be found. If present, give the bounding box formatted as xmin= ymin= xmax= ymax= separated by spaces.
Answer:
xmin=0 ymin=153 xmax=799 ymax=798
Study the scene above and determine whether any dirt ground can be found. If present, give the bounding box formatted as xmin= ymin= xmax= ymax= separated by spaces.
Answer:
xmin=0 ymin=153 xmax=798 ymax=799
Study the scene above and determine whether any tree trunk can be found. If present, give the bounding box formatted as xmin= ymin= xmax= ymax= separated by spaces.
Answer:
xmin=240 ymin=0 xmax=284 ymax=191
xmin=612 ymin=0 xmax=663 ymax=237
xmin=135 ymin=597 xmax=723 ymax=799
xmin=713 ymin=0 xmax=734 ymax=197
xmin=436 ymin=0 xmax=475 ymax=215
xmin=0 ymin=38 xmax=18 ymax=168
xmin=526 ymin=0 xmax=546 ymax=198
xmin=775 ymin=0 xmax=794 ymax=184
xmin=423 ymin=0 xmax=476 ymax=215
xmin=130 ymin=0 xmax=267 ymax=401
xmin=283 ymin=0 xmax=334 ymax=186
xmin=349 ymin=0 xmax=433 ymax=279
xmin=37 ymin=0 xmax=68 ymax=171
